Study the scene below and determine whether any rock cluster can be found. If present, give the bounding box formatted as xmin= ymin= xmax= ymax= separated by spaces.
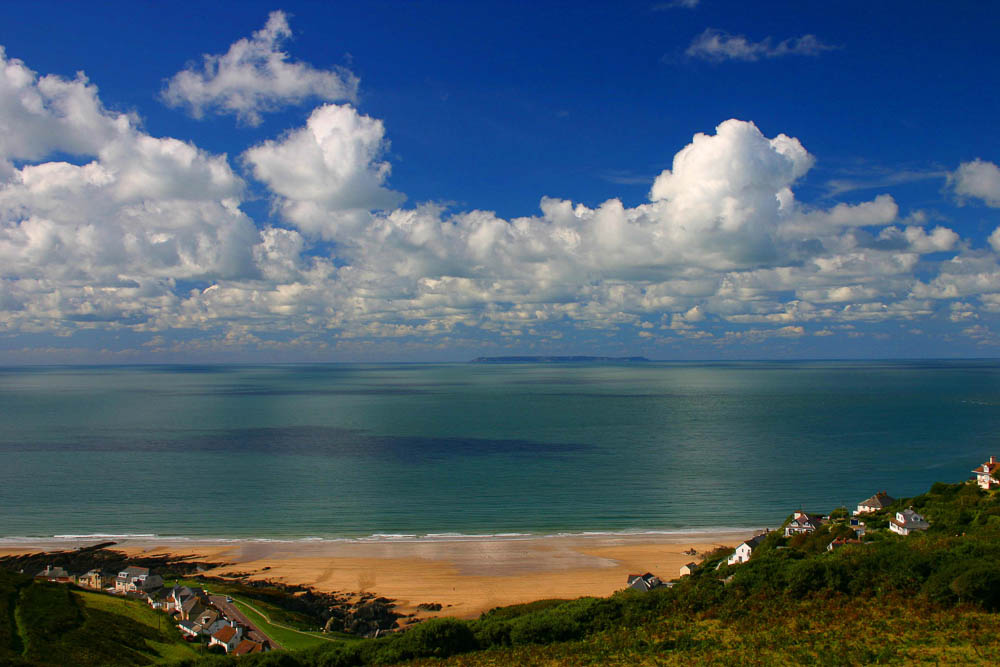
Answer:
xmin=323 ymin=596 xmax=402 ymax=637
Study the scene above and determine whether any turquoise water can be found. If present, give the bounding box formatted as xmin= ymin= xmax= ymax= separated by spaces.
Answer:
xmin=1 ymin=361 xmax=998 ymax=539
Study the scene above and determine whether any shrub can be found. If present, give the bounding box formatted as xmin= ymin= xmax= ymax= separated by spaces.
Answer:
xmin=949 ymin=565 xmax=1000 ymax=611
xmin=392 ymin=617 xmax=479 ymax=659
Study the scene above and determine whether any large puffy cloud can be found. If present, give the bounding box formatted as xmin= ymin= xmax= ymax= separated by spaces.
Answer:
xmin=951 ymin=159 xmax=1000 ymax=207
xmin=0 ymin=41 xmax=994 ymax=353
xmin=243 ymin=103 xmax=404 ymax=237
xmin=162 ymin=11 xmax=358 ymax=126
xmin=0 ymin=46 xmax=127 ymax=178
xmin=0 ymin=48 xmax=263 ymax=333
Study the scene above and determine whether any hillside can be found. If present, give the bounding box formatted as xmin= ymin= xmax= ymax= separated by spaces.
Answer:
xmin=185 ymin=478 xmax=1000 ymax=665
xmin=8 ymin=478 xmax=1000 ymax=665
xmin=0 ymin=570 xmax=199 ymax=666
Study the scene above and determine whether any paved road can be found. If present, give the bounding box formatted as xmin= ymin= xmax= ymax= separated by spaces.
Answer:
xmin=209 ymin=595 xmax=282 ymax=650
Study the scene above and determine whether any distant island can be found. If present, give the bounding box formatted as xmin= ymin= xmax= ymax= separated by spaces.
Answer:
xmin=470 ymin=356 xmax=650 ymax=363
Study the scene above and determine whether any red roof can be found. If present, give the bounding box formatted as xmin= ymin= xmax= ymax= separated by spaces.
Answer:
xmin=977 ymin=461 xmax=1000 ymax=475
xmin=232 ymin=639 xmax=264 ymax=655
xmin=212 ymin=625 xmax=238 ymax=643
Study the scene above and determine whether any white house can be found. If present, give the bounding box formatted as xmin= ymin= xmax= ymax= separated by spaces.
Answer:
xmin=176 ymin=620 xmax=199 ymax=639
xmin=727 ymin=533 xmax=767 ymax=565
xmin=889 ymin=508 xmax=930 ymax=536
xmin=679 ymin=562 xmax=697 ymax=577
xmin=209 ymin=624 xmax=243 ymax=653
xmin=854 ymin=491 xmax=894 ymax=515
xmin=784 ymin=512 xmax=823 ymax=537
xmin=115 ymin=566 xmax=163 ymax=593
xmin=973 ymin=456 xmax=1000 ymax=490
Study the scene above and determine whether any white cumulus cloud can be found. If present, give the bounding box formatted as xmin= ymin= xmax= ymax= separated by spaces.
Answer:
xmin=951 ymin=159 xmax=1000 ymax=207
xmin=162 ymin=11 xmax=358 ymax=126
xmin=243 ymin=103 xmax=405 ymax=238
xmin=0 ymin=44 xmax=993 ymax=354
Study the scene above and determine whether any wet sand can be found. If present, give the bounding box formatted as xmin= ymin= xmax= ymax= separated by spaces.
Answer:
xmin=0 ymin=531 xmax=754 ymax=618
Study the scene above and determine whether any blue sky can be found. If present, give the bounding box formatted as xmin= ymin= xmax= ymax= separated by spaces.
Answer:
xmin=1 ymin=1 xmax=999 ymax=361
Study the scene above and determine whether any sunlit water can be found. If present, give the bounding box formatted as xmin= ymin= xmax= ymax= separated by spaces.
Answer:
xmin=1 ymin=361 xmax=998 ymax=540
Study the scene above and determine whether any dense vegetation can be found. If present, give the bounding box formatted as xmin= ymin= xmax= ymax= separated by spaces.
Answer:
xmin=175 ymin=480 xmax=1000 ymax=665
xmin=0 ymin=570 xmax=199 ymax=666
xmin=8 ymin=479 xmax=1000 ymax=664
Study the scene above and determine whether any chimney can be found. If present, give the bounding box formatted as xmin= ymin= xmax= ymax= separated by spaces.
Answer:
xmin=991 ymin=456 xmax=996 ymax=464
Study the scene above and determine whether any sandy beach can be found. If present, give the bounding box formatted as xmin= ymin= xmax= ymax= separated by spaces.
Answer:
xmin=0 ymin=531 xmax=754 ymax=618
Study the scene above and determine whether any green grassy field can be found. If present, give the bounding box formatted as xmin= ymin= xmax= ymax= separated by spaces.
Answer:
xmin=164 ymin=578 xmax=321 ymax=632
xmin=230 ymin=597 xmax=338 ymax=651
xmin=75 ymin=590 xmax=201 ymax=664
xmin=0 ymin=570 xmax=201 ymax=666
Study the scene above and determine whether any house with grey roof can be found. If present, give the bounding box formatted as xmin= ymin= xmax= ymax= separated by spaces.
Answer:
xmin=115 ymin=566 xmax=163 ymax=593
xmin=854 ymin=491 xmax=894 ymax=515
xmin=77 ymin=569 xmax=108 ymax=590
xmin=727 ymin=533 xmax=768 ymax=565
xmin=626 ymin=572 xmax=665 ymax=592
xmin=34 ymin=565 xmax=72 ymax=583
xmin=784 ymin=511 xmax=823 ymax=537
xmin=889 ymin=508 xmax=930 ymax=536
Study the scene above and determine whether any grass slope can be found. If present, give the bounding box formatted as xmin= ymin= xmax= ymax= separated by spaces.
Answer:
xmin=189 ymin=480 xmax=1000 ymax=666
xmin=0 ymin=569 xmax=199 ymax=667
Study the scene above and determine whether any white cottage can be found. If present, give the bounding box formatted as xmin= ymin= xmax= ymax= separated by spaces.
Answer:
xmin=854 ymin=491 xmax=894 ymax=515
xmin=889 ymin=508 xmax=930 ymax=536
xmin=115 ymin=566 xmax=163 ymax=593
xmin=209 ymin=624 xmax=243 ymax=653
xmin=784 ymin=512 xmax=823 ymax=537
xmin=727 ymin=533 xmax=767 ymax=565
xmin=973 ymin=456 xmax=1000 ymax=490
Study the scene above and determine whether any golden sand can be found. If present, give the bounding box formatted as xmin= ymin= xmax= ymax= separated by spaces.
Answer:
xmin=1 ymin=531 xmax=751 ymax=618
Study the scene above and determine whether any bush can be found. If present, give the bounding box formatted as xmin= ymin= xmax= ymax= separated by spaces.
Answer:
xmin=508 ymin=610 xmax=583 ymax=645
xmin=949 ymin=565 xmax=1000 ymax=611
xmin=392 ymin=617 xmax=479 ymax=659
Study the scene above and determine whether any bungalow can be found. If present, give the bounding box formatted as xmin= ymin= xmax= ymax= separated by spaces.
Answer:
xmin=77 ymin=569 xmax=107 ymax=590
xmin=209 ymin=624 xmax=243 ymax=653
xmin=176 ymin=620 xmax=200 ymax=639
xmin=115 ymin=566 xmax=163 ymax=593
xmin=679 ymin=562 xmax=697 ymax=577
xmin=973 ymin=456 xmax=1000 ymax=490
xmin=203 ymin=619 xmax=230 ymax=637
xmin=784 ymin=511 xmax=823 ymax=537
xmin=889 ymin=508 xmax=930 ymax=536
xmin=232 ymin=639 xmax=268 ymax=656
xmin=195 ymin=609 xmax=219 ymax=630
xmin=854 ymin=491 xmax=894 ymax=515
xmin=727 ymin=533 xmax=767 ymax=565
xmin=626 ymin=573 xmax=665 ymax=592
xmin=34 ymin=565 xmax=73 ymax=583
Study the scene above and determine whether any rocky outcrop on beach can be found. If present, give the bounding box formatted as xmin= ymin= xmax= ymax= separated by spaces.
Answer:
xmin=0 ymin=543 xmax=226 ymax=579
xmin=323 ymin=597 xmax=402 ymax=637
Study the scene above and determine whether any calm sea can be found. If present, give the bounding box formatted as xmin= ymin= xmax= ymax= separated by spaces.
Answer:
xmin=1 ymin=361 xmax=998 ymax=541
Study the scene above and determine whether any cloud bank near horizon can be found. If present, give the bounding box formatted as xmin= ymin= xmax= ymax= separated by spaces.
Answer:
xmin=1 ymin=15 xmax=999 ymax=359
